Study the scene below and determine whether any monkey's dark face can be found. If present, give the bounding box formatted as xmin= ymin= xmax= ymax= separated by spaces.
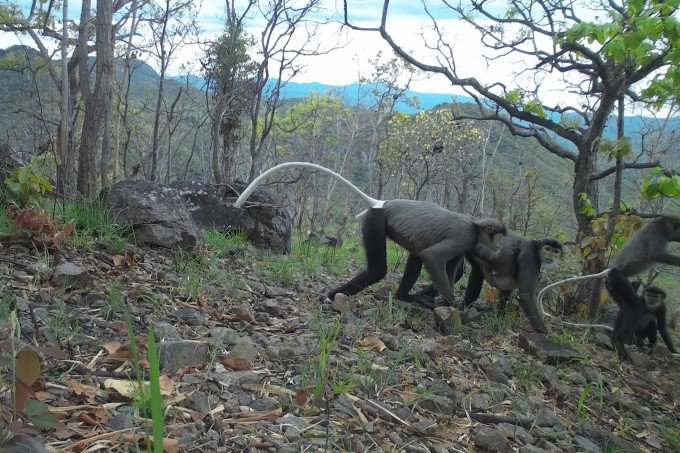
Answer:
xmin=643 ymin=287 xmax=666 ymax=310
xmin=541 ymin=244 xmax=563 ymax=267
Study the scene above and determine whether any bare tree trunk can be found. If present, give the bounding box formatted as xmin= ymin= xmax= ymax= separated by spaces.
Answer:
xmin=112 ymin=0 xmax=139 ymax=183
xmin=56 ymin=0 xmax=69 ymax=197
xmin=150 ymin=0 xmax=171 ymax=182
xmin=211 ymin=96 xmax=226 ymax=183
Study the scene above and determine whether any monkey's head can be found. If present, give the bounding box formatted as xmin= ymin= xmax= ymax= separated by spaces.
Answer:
xmin=538 ymin=238 xmax=564 ymax=268
xmin=660 ymin=214 xmax=680 ymax=242
xmin=642 ymin=285 xmax=667 ymax=310
xmin=475 ymin=218 xmax=506 ymax=250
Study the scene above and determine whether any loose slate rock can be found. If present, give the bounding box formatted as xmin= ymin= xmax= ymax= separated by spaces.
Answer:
xmin=518 ymin=333 xmax=583 ymax=363
xmin=50 ymin=261 xmax=87 ymax=289
xmin=433 ymin=306 xmax=461 ymax=334
xmin=473 ymin=425 xmax=509 ymax=452
xmin=0 ymin=435 xmax=50 ymax=453
xmin=573 ymin=435 xmax=603 ymax=453
xmin=170 ymin=308 xmax=205 ymax=326
xmin=103 ymin=180 xmax=203 ymax=249
xmin=157 ymin=340 xmax=210 ymax=373
xmin=518 ymin=446 xmax=550 ymax=453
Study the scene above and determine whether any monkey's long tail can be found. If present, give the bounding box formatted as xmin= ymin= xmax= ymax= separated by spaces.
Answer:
xmin=233 ymin=162 xmax=384 ymax=209
xmin=538 ymin=270 xmax=614 ymax=331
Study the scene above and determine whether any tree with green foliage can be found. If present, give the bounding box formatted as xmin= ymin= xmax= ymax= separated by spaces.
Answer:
xmin=203 ymin=1 xmax=257 ymax=183
xmin=343 ymin=0 xmax=679 ymax=315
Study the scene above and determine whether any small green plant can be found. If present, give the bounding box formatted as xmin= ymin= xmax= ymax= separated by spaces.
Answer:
xmin=61 ymin=195 xmax=127 ymax=250
xmin=482 ymin=306 xmax=519 ymax=332
xmin=661 ymin=424 xmax=680 ymax=452
xmin=183 ymin=265 xmax=204 ymax=301
xmin=265 ymin=255 xmax=296 ymax=286
xmin=23 ymin=399 xmax=59 ymax=430
xmin=512 ymin=361 xmax=540 ymax=393
xmin=576 ymin=382 xmax=593 ymax=423
xmin=549 ymin=331 xmax=586 ymax=354
xmin=4 ymin=155 xmax=54 ymax=207
xmin=106 ymin=277 xmax=125 ymax=319
xmin=203 ymin=228 xmax=248 ymax=256
xmin=147 ymin=327 xmax=165 ymax=453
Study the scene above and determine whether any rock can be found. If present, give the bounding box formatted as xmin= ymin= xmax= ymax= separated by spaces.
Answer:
xmin=422 ymin=339 xmax=446 ymax=358
xmin=519 ymin=445 xmax=550 ymax=453
xmin=485 ymin=366 xmax=510 ymax=386
xmin=107 ymin=410 xmax=135 ymax=430
xmin=572 ymin=435 xmax=603 ymax=452
xmin=534 ymin=407 xmax=561 ymax=428
xmin=594 ymin=332 xmax=614 ymax=350
xmin=332 ymin=293 xmax=355 ymax=313
xmin=580 ymin=424 xmax=644 ymax=453
xmin=462 ymin=307 xmax=480 ymax=324
xmin=412 ymin=418 xmax=438 ymax=434
xmin=250 ymin=397 xmax=277 ymax=411
xmin=50 ymin=261 xmax=87 ymax=289
xmin=152 ymin=321 xmax=182 ymax=341
xmin=473 ymin=425 xmax=509 ymax=452
xmin=0 ymin=434 xmax=50 ymax=453
xmin=209 ymin=327 xmax=240 ymax=346
xmin=433 ymin=306 xmax=461 ymax=334
xmin=518 ymin=333 xmax=583 ymax=363
xmin=417 ymin=395 xmax=455 ymax=416
xmin=103 ymin=180 xmax=203 ymax=249
xmin=171 ymin=180 xmax=292 ymax=254
xmin=542 ymin=366 xmax=561 ymax=389
xmin=276 ymin=413 xmax=307 ymax=431
xmin=497 ymin=422 xmax=535 ymax=444
xmin=157 ymin=340 xmax=210 ymax=373
xmin=230 ymin=339 xmax=258 ymax=362
xmin=170 ymin=308 xmax=205 ymax=326
xmin=188 ymin=391 xmax=219 ymax=413
xmin=257 ymin=299 xmax=284 ymax=316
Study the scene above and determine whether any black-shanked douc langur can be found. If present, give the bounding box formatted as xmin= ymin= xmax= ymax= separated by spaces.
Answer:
xmin=233 ymin=162 xmax=506 ymax=307
xmin=460 ymin=234 xmax=564 ymax=333
xmin=628 ymin=285 xmax=676 ymax=354
xmin=537 ymin=214 xmax=680 ymax=361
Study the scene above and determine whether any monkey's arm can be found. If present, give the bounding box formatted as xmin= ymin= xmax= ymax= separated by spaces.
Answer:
xmin=471 ymin=242 xmax=505 ymax=267
xmin=463 ymin=261 xmax=485 ymax=308
xmin=657 ymin=308 xmax=677 ymax=353
xmin=656 ymin=252 xmax=680 ymax=267
xmin=517 ymin=249 xmax=548 ymax=333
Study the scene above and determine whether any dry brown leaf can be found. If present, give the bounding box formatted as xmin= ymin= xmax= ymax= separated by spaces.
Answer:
xmin=356 ymin=337 xmax=387 ymax=352
xmin=34 ymin=391 xmax=53 ymax=402
xmin=104 ymin=378 xmax=137 ymax=398
xmin=68 ymin=379 xmax=98 ymax=403
xmin=111 ymin=255 xmax=126 ymax=266
xmin=229 ymin=311 xmax=255 ymax=323
xmin=16 ymin=349 xmax=40 ymax=386
xmin=103 ymin=341 xmax=123 ymax=354
xmin=217 ymin=355 xmax=252 ymax=371
xmin=158 ymin=374 xmax=174 ymax=396
xmin=295 ymin=387 xmax=312 ymax=406
xmin=13 ymin=380 xmax=35 ymax=412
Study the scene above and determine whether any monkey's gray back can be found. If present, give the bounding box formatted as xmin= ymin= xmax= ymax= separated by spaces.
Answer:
xmin=611 ymin=221 xmax=662 ymax=276
xmin=383 ymin=200 xmax=477 ymax=254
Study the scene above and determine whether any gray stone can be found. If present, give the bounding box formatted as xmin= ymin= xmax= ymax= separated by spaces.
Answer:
xmin=473 ymin=425 xmax=509 ymax=452
xmin=0 ymin=434 xmax=50 ymax=453
xmin=230 ymin=339 xmax=258 ymax=362
xmin=518 ymin=333 xmax=583 ymax=363
xmin=433 ymin=306 xmax=462 ymax=334
xmin=103 ymin=180 xmax=203 ymax=249
xmin=572 ymin=435 xmax=603 ymax=453
xmin=209 ymin=327 xmax=240 ymax=346
xmin=257 ymin=299 xmax=284 ymax=316
xmin=594 ymin=332 xmax=614 ymax=350
xmin=250 ymin=397 xmax=277 ymax=411
xmin=417 ymin=395 xmax=455 ymax=415
xmin=332 ymin=293 xmax=355 ymax=313
xmin=485 ymin=366 xmax=510 ymax=386
xmin=276 ymin=413 xmax=307 ymax=431
xmin=171 ymin=308 xmax=205 ymax=326
xmin=152 ymin=321 xmax=182 ymax=341
xmin=462 ymin=307 xmax=481 ymax=324
xmin=497 ymin=422 xmax=535 ymax=444
xmin=412 ymin=418 xmax=438 ymax=434
xmin=171 ymin=180 xmax=292 ymax=254
xmin=534 ymin=407 xmax=561 ymax=428
xmin=50 ymin=262 xmax=87 ymax=289
xmin=519 ymin=445 xmax=549 ymax=453
xmin=157 ymin=340 xmax=210 ymax=373
xmin=188 ymin=391 xmax=219 ymax=413
xmin=214 ymin=370 xmax=262 ymax=387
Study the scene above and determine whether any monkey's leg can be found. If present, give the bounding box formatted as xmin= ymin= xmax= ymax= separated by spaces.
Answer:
xmin=605 ymin=268 xmax=645 ymax=361
xmin=462 ymin=262 xmax=484 ymax=309
xmin=328 ymin=210 xmax=387 ymax=299
xmin=395 ymin=254 xmax=431 ymax=305
xmin=419 ymin=242 xmax=462 ymax=305
xmin=415 ymin=258 xmax=465 ymax=301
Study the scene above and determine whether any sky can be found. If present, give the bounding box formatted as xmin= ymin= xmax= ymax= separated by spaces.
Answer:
xmin=0 ymin=0 xmax=670 ymax=115
xmin=0 ymin=1 xmax=543 ymax=96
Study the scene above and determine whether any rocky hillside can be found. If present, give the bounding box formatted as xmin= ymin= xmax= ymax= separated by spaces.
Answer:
xmin=0 ymin=229 xmax=679 ymax=452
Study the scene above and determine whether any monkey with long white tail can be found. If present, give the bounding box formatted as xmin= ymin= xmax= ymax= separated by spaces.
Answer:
xmin=536 ymin=214 xmax=680 ymax=361
xmin=234 ymin=162 xmax=506 ymax=307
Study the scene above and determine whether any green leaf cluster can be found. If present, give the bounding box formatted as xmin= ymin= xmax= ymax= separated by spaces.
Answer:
xmin=641 ymin=167 xmax=680 ymax=200
xmin=4 ymin=155 xmax=55 ymax=207
xmin=598 ymin=136 xmax=632 ymax=159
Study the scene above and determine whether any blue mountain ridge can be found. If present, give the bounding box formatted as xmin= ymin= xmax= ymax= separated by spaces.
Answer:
xmin=168 ymin=75 xmax=679 ymax=140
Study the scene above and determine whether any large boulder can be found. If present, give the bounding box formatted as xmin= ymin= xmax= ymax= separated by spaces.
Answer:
xmin=171 ymin=181 xmax=292 ymax=254
xmin=102 ymin=180 xmax=202 ymax=249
